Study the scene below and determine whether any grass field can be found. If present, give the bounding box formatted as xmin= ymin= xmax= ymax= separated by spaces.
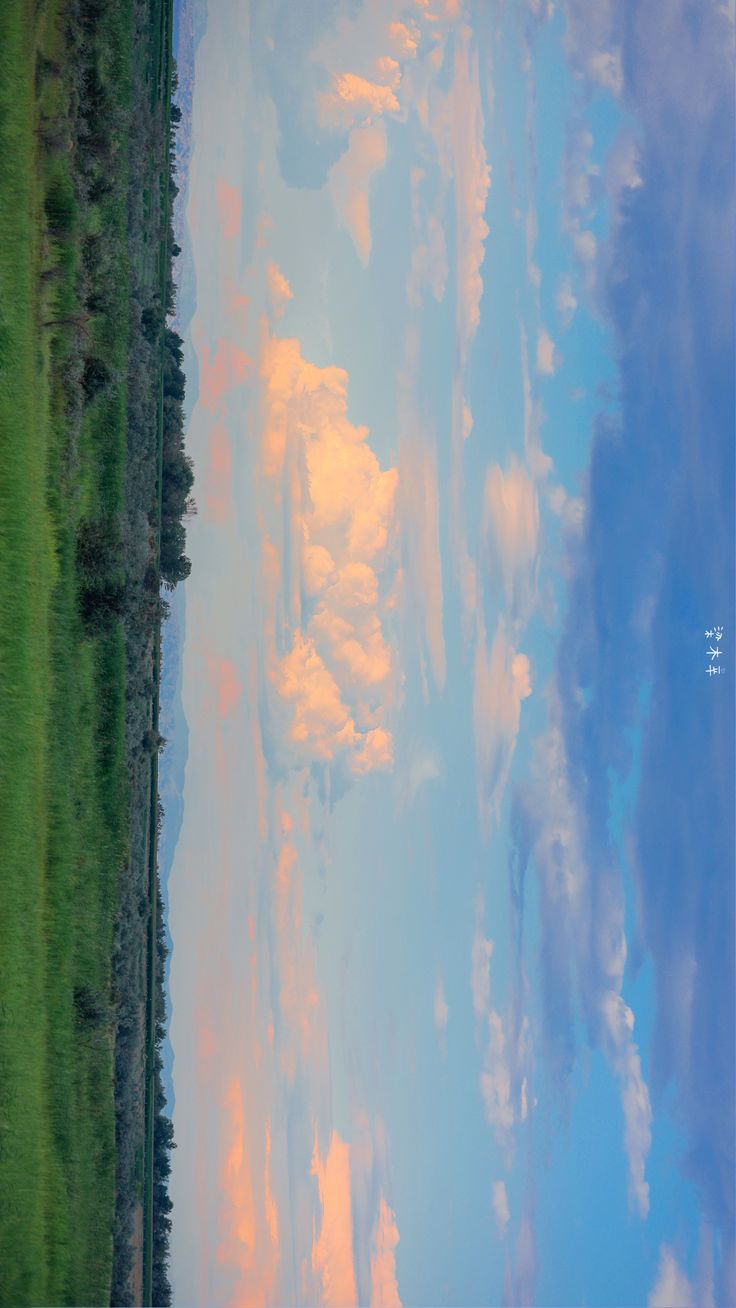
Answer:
xmin=0 ymin=1 xmax=130 ymax=1302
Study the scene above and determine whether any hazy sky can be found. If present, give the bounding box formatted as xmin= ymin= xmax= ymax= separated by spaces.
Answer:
xmin=166 ymin=2 xmax=735 ymax=1304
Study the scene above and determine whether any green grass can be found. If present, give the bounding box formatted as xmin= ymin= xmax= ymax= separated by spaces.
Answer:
xmin=0 ymin=1 xmax=130 ymax=1302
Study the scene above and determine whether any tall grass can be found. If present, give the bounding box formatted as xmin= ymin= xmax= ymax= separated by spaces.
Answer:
xmin=0 ymin=1 xmax=130 ymax=1301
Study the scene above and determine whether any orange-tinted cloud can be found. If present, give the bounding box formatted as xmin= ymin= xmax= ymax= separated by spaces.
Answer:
xmin=216 ymin=659 xmax=243 ymax=720
xmin=216 ymin=178 xmax=242 ymax=241
xmin=319 ymin=72 xmax=400 ymax=131
xmin=311 ymin=1132 xmax=358 ymax=1308
xmin=259 ymin=334 xmax=398 ymax=774
xmin=200 ymin=339 xmax=252 ymax=412
xmin=217 ymin=1078 xmax=256 ymax=1275
xmin=386 ymin=20 xmax=419 ymax=59
xmin=203 ymin=423 xmax=234 ymax=524
xmin=398 ymin=428 xmax=446 ymax=694
xmin=266 ymin=261 xmax=293 ymax=319
xmin=370 ymin=1195 xmax=402 ymax=1308
xmin=328 ymin=123 xmax=388 ymax=265
xmin=450 ymin=28 xmax=491 ymax=355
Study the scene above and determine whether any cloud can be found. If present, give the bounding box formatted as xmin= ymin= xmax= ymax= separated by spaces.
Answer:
xmin=266 ymin=261 xmax=293 ymax=318
xmin=386 ymin=20 xmax=419 ymax=59
xmin=492 ymin=1180 xmax=510 ymax=1239
xmin=471 ymin=896 xmax=494 ymax=1029
xmin=448 ymin=26 xmax=491 ymax=358
xmin=215 ymin=177 xmax=242 ymax=240
xmin=555 ymin=275 xmax=578 ymax=326
xmin=311 ymin=1131 xmax=359 ymax=1308
xmin=328 ymin=122 xmax=388 ymax=265
xmin=510 ymin=698 xmax=653 ymax=1216
xmin=536 ymin=328 xmax=558 ymax=376
xmin=319 ymin=71 xmax=400 ymax=131
xmin=398 ymin=419 xmax=446 ymax=694
xmin=474 ymin=618 xmax=532 ymax=834
xmin=482 ymin=457 xmax=539 ymax=623
xmin=259 ymin=334 xmax=399 ymax=774
xmin=199 ymin=338 xmax=252 ymax=413
xmin=369 ymin=1196 xmax=402 ymax=1308
xmin=406 ymin=168 xmax=448 ymax=307
xmin=433 ymin=974 xmax=449 ymax=1056
xmin=648 ymin=1246 xmax=696 ymax=1308
xmin=203 ymin=423 xmax=234 ymax=525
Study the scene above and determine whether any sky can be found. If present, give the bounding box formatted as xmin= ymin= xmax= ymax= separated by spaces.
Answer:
xmin=165 ymin=1 xmax=735 ymax=1304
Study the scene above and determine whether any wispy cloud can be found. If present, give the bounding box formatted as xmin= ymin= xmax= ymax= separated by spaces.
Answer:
xmin=433 ymin=974 xmax=449 ymax=1057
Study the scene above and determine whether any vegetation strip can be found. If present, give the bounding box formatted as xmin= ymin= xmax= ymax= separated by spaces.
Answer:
xmin=0 ymin=0 xmax=191 ymax=1303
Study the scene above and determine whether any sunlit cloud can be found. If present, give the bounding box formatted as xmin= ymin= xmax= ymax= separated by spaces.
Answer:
xmin=311 ymin=1132 xmax=359 ymax=1308
xmin=369 ymin=1195 xmax=402 ymax=1308
xmin=216 ymin=177 xmax=242 ymax=241
xmin=259 ymin=333 xmax=398 ymax=774
xmin=266 ymin=261 xmax=293 ymax=319
xmin=398 ymin=414 xmax=446 ymax=695
xmin=327 ymin=122 xmax=388 ymax=265
xmin=319 ymin=72 xmax=400 ymax=131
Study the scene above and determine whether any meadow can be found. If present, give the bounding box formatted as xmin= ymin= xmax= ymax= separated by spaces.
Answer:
xmin=0 ymin=0 xmax=182 ymax=1302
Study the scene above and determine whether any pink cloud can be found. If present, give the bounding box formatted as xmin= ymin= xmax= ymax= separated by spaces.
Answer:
xmin=370 ymin=1195 xmax=402 ymax=1308
xmin=200 ymin=339 xmax=252 ymax=413
xmin=319 ymin=72 xmax=400 ymax=131
xmin=311 ymin=1132 xmax=359 ymax=1308
xmin=259 ymin=334 xmax=398 ymax=774
xmin=398 ymin=428 xmax=446 ymax=693
xmin=328 ymin=123 xmax=388 ymax=265
xmin=203 ymin=423 xmax=234 ymax=525
xmin=216 ymin=178 xmax=242 ymax=241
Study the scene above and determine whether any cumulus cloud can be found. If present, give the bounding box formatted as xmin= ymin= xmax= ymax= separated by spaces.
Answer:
xmin=492 ymin=1180 xmax=511 ymax=1239
xmin=266 ymin=261 xmax=293 ymax=318
xmin=259 ymin=335 xmax=398 ymax=775
xmin=536 ymin=328 xmax=558 ymax=376
xmin=319 ymin=71 xmax=400 ymax=131
xmin=328 ymin=122 xmax=388 ymax=265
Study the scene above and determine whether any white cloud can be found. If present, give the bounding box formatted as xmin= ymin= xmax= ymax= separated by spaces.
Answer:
xmin=492 ymin=1180 xmax=511 ymax=1239
xmin=536 ymin=328 xmax=558 ymax=376
xmin=471 ymin=895 xmax=494 ymax=1028
xmin=556 ymin=276 xmax=578 ymax=326
xmin=328 ymin=122 xmax=388 ymax=265
xmin=648 ymin=1246 xmax=695 ymax=1308
xmin=474 ymin=618 xmax=532 ymax=833
xmin=434 ymin=974 xmax=449 ymax=1056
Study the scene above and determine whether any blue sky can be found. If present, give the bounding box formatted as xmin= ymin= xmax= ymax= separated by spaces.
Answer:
xmin=164 ymin=1 xmax=735 ymax=1304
